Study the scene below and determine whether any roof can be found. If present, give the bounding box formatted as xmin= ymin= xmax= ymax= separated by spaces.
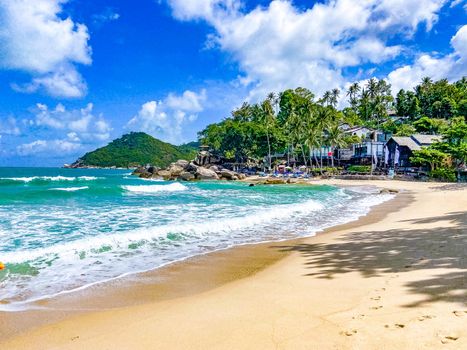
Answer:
xmin=391 ymin=136 xmax=422 ymax=151
xmin=412 ymin=134 xmax=442 ymax=145
xmin=389 ymin=134 xmax=442 ymax=151
xmin=344 ymin=126 xmax=371 ymax=134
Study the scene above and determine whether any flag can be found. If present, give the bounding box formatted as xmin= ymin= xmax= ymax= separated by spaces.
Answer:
xmin=373 ymin=146 xmax=378 ymax=165
xmin=394 ymin=146 xmax=400 ymax=166
xmin=384 ymin=145 xmax=389 ymax=165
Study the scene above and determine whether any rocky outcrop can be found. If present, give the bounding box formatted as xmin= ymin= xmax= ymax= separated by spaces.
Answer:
xmin=156 ymin=170 xmax=171 ymax=180
xmin=180 ymin=171 xmax=195 ymax=181
xmin=134 ymin=155 xmax=247 ymax=182
xmin=195 ymin=167 xmax=219 ymax=180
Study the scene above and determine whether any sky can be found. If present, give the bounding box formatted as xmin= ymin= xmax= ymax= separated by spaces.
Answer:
xmin=0 ymin=0 xmax=466 ymax=166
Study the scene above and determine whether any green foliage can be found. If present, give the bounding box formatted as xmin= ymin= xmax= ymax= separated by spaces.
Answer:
xmin=410 ymin=148 xmax=449 ymax=171
xmin=412 ymin=116 xmax=447 ymax=134
xmin=78 ymin=132 xmax=198 ymax=168
xmin=429 ymin=168 xmax=456 ymax=182
xmin=347 ymin=165 xmax=371 ymax=173
xmin=394 ymin=124 xmax=416 ymax=136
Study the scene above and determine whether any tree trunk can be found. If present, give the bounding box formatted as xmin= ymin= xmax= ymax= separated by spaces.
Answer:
xmin=301 ymin=146 xmax=307 ymax=167
xmin=266 ymin=129 xmax=272 ymax=171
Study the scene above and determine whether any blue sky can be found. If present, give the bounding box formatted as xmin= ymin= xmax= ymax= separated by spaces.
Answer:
xmin=0 ymin=0 xmax=466 ymax=166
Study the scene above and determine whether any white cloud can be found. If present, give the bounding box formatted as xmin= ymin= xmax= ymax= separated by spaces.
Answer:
xmin=92 ymin=8 xmax=120 ymax=25
xmin=0 ymin=0 xmax=91 ymax=98
xmin=16 ymin=139 xmax=81 ymax=156
xmin=168 ymin=0 xmax=239 ymax=21
xmin=33 ymin=103 xmax=111 ymax=141
xmin=167 ymin=0 xmax=450 ymax=100
xmin=0 ymin=116 xmax=20 ymax=135
xmin=388 ymin=25 xmax=467 ymax=92
xmin=127 ymin=89 xmax=206 ymax=144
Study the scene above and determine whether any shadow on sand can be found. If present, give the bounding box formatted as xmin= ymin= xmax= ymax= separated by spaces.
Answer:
xmin=276 ymin=211 xmax=467 ymax=307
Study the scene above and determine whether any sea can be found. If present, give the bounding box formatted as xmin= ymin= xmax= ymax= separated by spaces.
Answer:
xmin=0 ymin=167 xmax=394 ymax=310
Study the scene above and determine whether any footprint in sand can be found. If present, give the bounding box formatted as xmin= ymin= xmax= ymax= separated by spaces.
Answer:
xmin=417 ymin=315 xmax=436 ymax=321
xmin=453 ymin=310 xmax=467 ymax=317
xmin=440 ymin=335 xmax=459 ymax=344
xmin=370 ymin=306 xmax=383 ymax=310
xmin=384 ymin=324 xmax=406 ymax=329
xmin=341 ymin=329 xmax=357 ymax=336
xmin=352 ymin=314 xmax=366 ymax=320
xmin=370 ymin=296 xmax=381 ymax=301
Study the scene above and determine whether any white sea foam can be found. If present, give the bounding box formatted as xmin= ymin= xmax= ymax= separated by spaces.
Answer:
xmin=0 ymin=181 xmax=395 ymax=310
xmin=0 ymin=176 xmax=100 ymax=182
xmin=1 ymin=198 xmax=324 ymax=265
xmin=122 ymin=182 xmax=188 ymax=193
xmin=49 ymin=186 xmax=89 ymax=192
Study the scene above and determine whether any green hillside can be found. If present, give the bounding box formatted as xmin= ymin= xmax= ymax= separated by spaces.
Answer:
xmin=76 ymin=132 xmax=198 ymax=168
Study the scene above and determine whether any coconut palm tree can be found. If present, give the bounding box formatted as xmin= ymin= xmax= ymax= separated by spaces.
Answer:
xmin=260 ymin=98 xmax=275 ymax=171
xmin=347 ymin=82 xmax=360 ymax=109
xmin=330 ymin=88 xmax=340 ymax=108
xmin=326 ymin=123 xmax=347 ymax=167
xmin=321 ymin=90 xmax=332 ymax=106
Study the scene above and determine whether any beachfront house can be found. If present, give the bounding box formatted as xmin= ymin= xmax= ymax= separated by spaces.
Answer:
xmin=384 ymin=134 xmax=442 ymax=169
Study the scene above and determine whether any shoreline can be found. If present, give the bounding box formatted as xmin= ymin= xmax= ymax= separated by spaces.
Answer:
xmin=1 ymin=179 xmax=466 ymax=349
xmin=0 ymin=182 xmax=404 ymax=339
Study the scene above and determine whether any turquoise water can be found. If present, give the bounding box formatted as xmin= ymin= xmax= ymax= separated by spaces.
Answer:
xmin=0 ymin=167 xmax=393 ymax=309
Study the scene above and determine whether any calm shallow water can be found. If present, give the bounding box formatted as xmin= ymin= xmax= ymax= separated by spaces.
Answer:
xmin=0 ymin=167 xmax=393 ymax=310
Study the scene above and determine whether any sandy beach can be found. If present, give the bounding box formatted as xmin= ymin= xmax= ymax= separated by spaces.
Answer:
xmin=1 ymin=179 xmax=466 ymax=349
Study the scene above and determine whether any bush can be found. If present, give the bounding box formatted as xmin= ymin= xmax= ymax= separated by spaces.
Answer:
xmin=429 ymin=168 xmax=456 ymax=182
xmin=309 ymin=167 xmax=343 ymax=175
xmin=347 ymin=165 xmax=371 ymax=173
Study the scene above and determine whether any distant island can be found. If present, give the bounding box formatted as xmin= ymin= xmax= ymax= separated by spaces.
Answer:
xmin=66 ymin=132 xmax=199 ymax=169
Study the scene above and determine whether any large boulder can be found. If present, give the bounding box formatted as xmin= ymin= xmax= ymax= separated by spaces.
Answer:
xmin=220 ymin=169 xmax=236 ymax=180
xmin=180 ymin=171 xmax=195 ymax=181
xmin=195 ymin=167 xmax=219 ymax=180
xmin=147 ymin=166 xmax=160 ymax=174
xmin=186 ymin=162 xmax=199 ymax=172
xmin=175 ymin=159 xmax=189 ymax=169
xmin=132 ymin=166 xmax=147 ymax=175
xmin=167 ymin=164 xmax=184 ymax=177
xmin=139 ymin=171 xmax=152 ymax=179
xmin=209 ymin=165 xmax=220 ymax=172
xmin=156 ymin=170 xmax=171 ymax=180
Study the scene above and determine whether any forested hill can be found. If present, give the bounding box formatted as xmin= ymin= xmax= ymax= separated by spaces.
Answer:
xmin=72 ymin=132 xmax=198 ymax=168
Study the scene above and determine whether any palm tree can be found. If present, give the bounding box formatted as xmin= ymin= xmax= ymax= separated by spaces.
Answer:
xmin=321 ymin=90 xmax=332 ymax=106
xmin=303 ymin=112 xmax=321 ymax=169
xmin=260 ymin=98 xmax=275 ymax=171
xmin=330 ymin=88 xmax=340 ymax=108
xmin=347 ymin=82 xmax=360 ymax=109
xmin=326 ymin=123 xmax=347 ymax=167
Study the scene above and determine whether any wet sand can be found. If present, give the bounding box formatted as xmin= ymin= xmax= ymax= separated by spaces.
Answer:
xmin=1 ymin=180 xmax=466 ymax=349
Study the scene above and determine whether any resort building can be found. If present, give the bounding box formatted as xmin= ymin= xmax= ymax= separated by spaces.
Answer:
xmin=385 ymin=134 xmax=442 ymax=168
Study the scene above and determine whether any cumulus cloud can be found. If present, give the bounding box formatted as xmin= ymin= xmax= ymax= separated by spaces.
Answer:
xmin=16 ymin=139 xmax=81 ymax=156
xmin=388 ymin=25 xmax=467 ymax=92
xmin=0 ymin=116 xmax=20 ymax=135
xmin=33 ymin=103 xmax=111 ymax=141
xmin=167 ymin=0 xmax=451 ymax=100
xmin=0 ymin=0 xmax=91 ymax=98
xmin=127 ymin=89 xmax=206 ymax=144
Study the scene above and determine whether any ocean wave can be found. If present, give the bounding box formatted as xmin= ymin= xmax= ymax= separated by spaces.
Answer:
xmin=122 ymin=183 xmax=188 ymax=193
xmin=48 ymin=186 xmax=89 ymax=192
xmin=0 ymin=176 xmax=101 ymax=183
xmin=1 ymin=198 xmax=325 ymax=265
